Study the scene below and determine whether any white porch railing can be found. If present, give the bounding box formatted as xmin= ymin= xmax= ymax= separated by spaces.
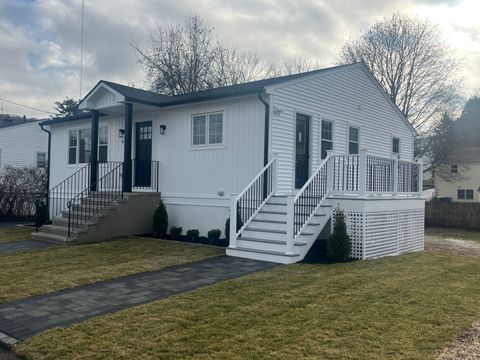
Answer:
xmin=229 ymin=156 xmax=277 ymax=248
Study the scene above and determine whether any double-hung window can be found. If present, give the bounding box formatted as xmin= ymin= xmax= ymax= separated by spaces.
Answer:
xmin=36 ymin=152 xmax=47 ymax=168
xmin=68 ymin=127 xmax=108 ymax=164
xmin=348 ymin=126 xmax=359 ymax=154
xmin=321 ymin=120 xmax=333 ymax=159
xmin=192 ymin=112 xmax=224 ymax=147
xmin=451 ymin=164 xmax=458 ymax=174
xmin=98 ymin=127 xmax=108 ymax=162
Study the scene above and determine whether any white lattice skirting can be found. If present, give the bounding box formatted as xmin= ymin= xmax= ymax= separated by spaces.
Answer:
xmin=329 ymin=198 xmax=425 ymax=260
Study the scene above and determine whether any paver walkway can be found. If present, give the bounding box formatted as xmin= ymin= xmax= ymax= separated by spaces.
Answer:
xmin=0 ymin=240 xmax=53 ymax=255
xmin=0 ymin=256 xmax=277 ymax=344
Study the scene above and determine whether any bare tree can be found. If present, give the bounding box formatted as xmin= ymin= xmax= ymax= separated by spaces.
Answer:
xmin=131 ymin=15 xmax=218 ymax=95
xmin=337 ymin=14 xmax=462 ymax=130
xmin=132 ymin=15 xmax=321 ymax=95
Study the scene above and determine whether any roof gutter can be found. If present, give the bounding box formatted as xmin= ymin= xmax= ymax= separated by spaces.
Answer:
xmin=258 ymin=93 xmax=270 ymax=167
xmin=39 ymin=123 xmax=51 ymax=209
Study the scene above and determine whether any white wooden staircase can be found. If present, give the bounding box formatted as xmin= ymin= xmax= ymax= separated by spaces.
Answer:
xmin=227 ymin=195 xmax=332 ymax=263
xmin=226 ymin=155 xmax=333 ymax=264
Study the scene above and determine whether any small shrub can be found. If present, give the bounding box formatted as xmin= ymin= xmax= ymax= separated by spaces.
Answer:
xmin=326 ymin=208 xmax=352 ymax=262
xmin=225 ymin=205 xmax=243 ymax=244
xmin=152 ymin=197 xmax=168 ymax=237
xmin=170 ymin=226 xmax=182 ymax=238
xmin=186 ymin=229 xmax=200 ymax=241
xmin=207 ymin=229 xmax=221 ymax=244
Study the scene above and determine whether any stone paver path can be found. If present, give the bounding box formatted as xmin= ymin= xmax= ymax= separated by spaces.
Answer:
xmin=0 ymin=256 xmax=277 ymax=343
xmin=0 ymin=240 xmax=53 ymax=255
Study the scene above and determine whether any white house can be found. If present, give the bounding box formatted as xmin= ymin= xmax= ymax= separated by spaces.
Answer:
xmin=0 ymin=120 xmax=48 ymax=171
xmin=34 ymin=63 xmax=424 ymax=263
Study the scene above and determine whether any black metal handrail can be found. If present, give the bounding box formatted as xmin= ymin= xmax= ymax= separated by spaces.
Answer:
xmin=48 ymin=164 xmax=90 ymax=221
xmin=66 ymin=162 xmax=123 ymax=238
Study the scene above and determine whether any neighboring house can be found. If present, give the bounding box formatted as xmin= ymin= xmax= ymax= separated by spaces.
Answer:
xmin=34 ymin=63 xmax=424 ymax=264
xmin=0 ymin=120 xmax=48 ymax=171
xmin=0 ymin=114 xmax=37 ymax=128
xmin=434 ymin=146 xmax=480 ymax=202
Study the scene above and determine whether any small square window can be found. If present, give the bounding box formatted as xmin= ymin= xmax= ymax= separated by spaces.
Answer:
xmin=192 ymin=112 xmax=224 ymax=147
xmin=466 ymin=190 xmax=474 ymax=200
xmin=392 ymin=138 xmax=400 ymax=154
xmin=458 ymin=189 xmax=465 ymax=200
xmin=451 ymin=165 xmax=458 ymax=174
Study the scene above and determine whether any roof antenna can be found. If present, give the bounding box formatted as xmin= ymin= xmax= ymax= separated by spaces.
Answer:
xmin=79 ymin=0 xmax=85 ymax=100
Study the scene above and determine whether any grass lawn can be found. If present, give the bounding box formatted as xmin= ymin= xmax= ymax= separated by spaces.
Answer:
xmin=0 ymin=237 xmax=222 ymax=304
xmin=426 ymin=226 xmax=480 ymax=243
xmin=0 ymin=227 xmax=32 ymax=243
xmin=14 ymin=251 xmax=480 ymax=360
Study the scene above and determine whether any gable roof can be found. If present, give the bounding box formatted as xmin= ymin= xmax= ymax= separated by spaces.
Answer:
xmin=44 ymin=62 xmax=415 ymax=134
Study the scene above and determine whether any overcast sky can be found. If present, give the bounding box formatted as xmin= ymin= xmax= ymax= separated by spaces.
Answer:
xmin=0 ymin=0 xmax=479 ymax=118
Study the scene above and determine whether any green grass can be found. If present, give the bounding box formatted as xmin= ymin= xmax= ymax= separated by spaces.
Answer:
xmin=426 ymin=226 xmax=480 ymax=243
xmin=0 ymin=237 xmax=222 ymax=304
xmin=14 ymin=252 xmax=480 ymax=360
xmin=0 ymin=226 xmax=32 ymax=243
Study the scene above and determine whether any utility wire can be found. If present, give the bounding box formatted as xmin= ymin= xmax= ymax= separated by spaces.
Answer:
xmin=0 ymin=98 xmax=55 ymax=115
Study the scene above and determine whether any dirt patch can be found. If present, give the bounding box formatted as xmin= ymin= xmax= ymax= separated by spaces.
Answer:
xmin=437 ymin=322 xmax=480 ymax=360
xmin=425 ymin=227 xmax=480 ymax=257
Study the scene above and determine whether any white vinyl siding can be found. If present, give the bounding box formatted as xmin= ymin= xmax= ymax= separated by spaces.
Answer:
xmin=0 ymin=121 xmax=48 ymax=171
xmin=269 ymin=65 xmax=415 ymax=194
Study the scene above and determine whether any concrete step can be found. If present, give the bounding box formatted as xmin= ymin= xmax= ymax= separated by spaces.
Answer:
xmin=31 ymin=231 xmax=72 ymax=244
xmin=39 ymin=224 xmax=69 ymax=236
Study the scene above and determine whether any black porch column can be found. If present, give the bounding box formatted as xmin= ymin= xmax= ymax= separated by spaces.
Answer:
xmin=90 ymin=110 xmax=99 ymax=191
xmin=123 ymin=103 xmax=133 ymax=192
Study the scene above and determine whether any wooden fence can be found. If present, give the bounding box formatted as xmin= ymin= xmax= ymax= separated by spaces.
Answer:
xmin=425 ymin=201 xmax=480 ymax=230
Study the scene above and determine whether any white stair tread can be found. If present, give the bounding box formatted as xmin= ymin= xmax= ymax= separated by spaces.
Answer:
xmin=238 ymin=237 xmax=307 ymax=246
xmin=229 ymin=246 xmax=299 ymax=257
xmin=245 ymin=227 xmax=314 ymax=236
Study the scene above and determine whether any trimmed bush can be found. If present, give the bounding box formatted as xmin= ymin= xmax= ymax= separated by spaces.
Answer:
xmin=207 ymin=229 xmax=221 ymax=244
xmin=326 ymin=208 xmax=352 ymax=262
xmin=170 ymin=226 xmax=182 ymax=239
xmin=186 ymin=229 xmax=200 ymax=241
xmin=152 ymin=197 xmax=168 ymax=237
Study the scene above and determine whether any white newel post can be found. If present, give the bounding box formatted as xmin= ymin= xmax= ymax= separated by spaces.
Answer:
xmin=285 ymin=194 xmax=295 ymax=255
xmin=358 ymin=149 xmax=367 ymax=197
xmin=418 ymin=160 xmax=423 ymax=194
xmin=326 ymin=150 xmax=334 ymax=194
xmin=393 ymin=156 xmax=399 ymax=195
xmin=229 ymin=194 xmax=238 ymax=248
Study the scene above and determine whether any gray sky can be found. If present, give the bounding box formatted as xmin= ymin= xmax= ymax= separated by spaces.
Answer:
xmin=0 ymin=0 xmax=479 ymax=118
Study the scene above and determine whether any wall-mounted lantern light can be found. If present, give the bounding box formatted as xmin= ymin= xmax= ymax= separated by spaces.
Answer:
xmin=118 ymin=129 xmax=125 ymax=138
xmin=160 ymin=125 xmax=166 ymax=135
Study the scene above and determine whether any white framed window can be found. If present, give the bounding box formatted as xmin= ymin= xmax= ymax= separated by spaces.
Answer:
xmin=392 ymin=137 xmax=400 ymax=154
xmin=451 ymin=164 xmax=458 ymax=174
xmin=36 ymin=152 xmax=47 ymax=168
xmin=68 ymin=127 xmax=108 ymax=164
xmin=348 ymin=126 xmax=359 ymax=154
xmin=321 ymin=120 xmax=333 ymax=159
xmin=191 ymin=111 xmax=224 ymax=147
xmin=98 ymin=127 xmax=108 ymax=163
xmin=68 ymin=130 xmax=77 ymax=164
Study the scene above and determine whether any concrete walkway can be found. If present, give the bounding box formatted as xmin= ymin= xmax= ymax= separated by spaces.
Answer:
xmin=0 ymin=240 xmax=53 ymax=255
xmin=0 ymin=256 xmax=277 ymax=344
